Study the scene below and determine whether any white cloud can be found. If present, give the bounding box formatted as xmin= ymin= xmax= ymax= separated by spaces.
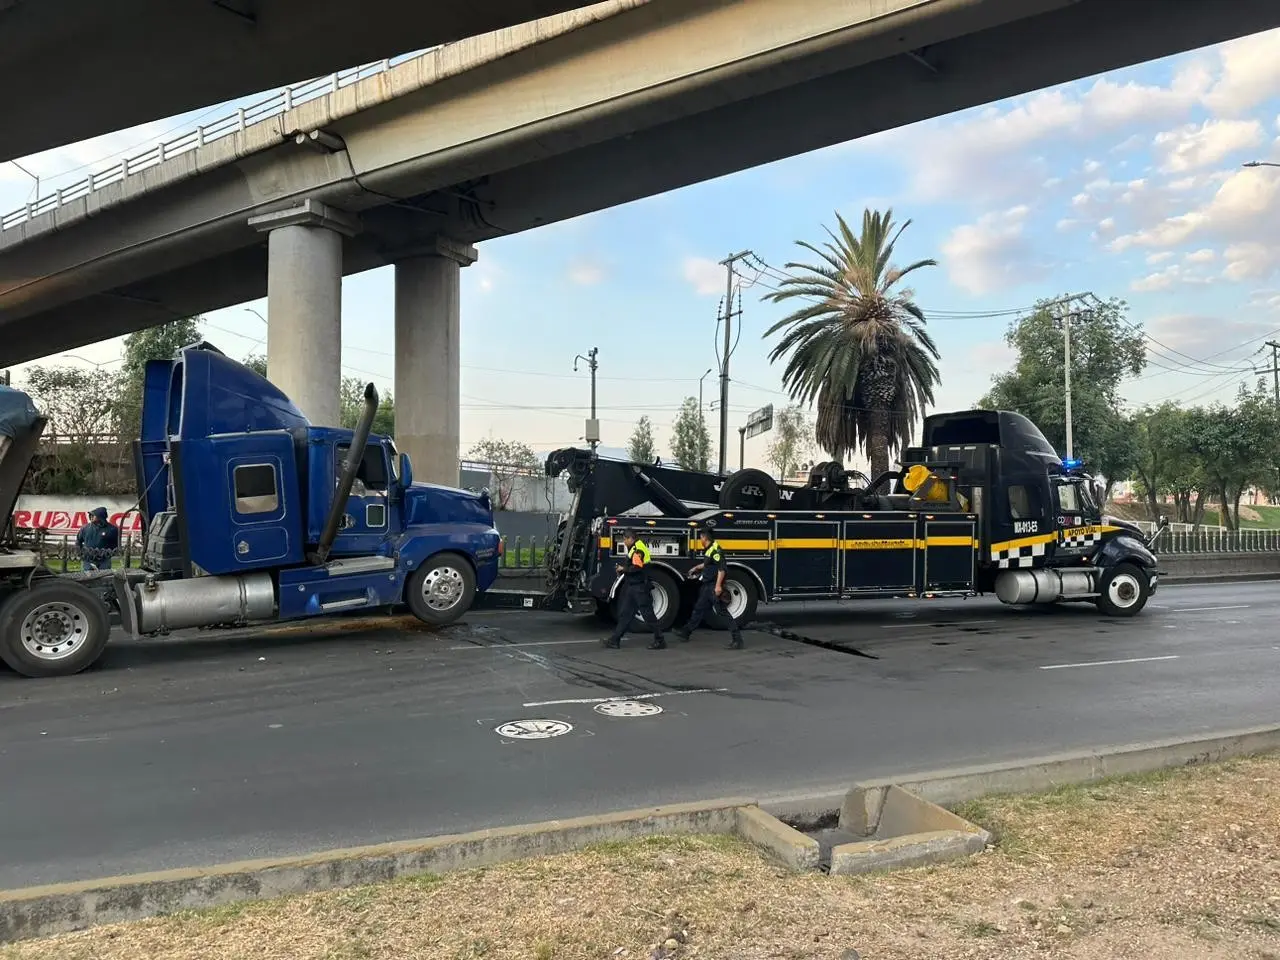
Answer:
xmin=1132 ymin=268 xmax=1178 ymax=292
xmin=1152 ymin=118 xmax=1263 ymax=172
xmin=941 ymin=205 xmax=1039 ymax=295
xmin=1146 ymin=251 xmax=1175 ymax=265
xmin=1222 ymin=241 xmax=1279 ymax=281
xmin=682 ymin=256 xmax=724 ymax=296
xmin=1185 ymin=248 xmax=1217 ymax=264
xmin=1109 ymin=167 xmax=1280 ymax=259
xmin=1082 ymin=159 xmax=1103 ymax=174
xmin=1203 ymin=30 xmax=1280 ymax=115
xmin=567 ymin=257 xmax=606 ymax=286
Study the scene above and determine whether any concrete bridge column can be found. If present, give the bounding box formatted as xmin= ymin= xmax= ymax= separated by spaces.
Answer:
xmin=394 ymin=237 xmax=478 ymax=488
xmin=248 ymin=199 xmax=359 ymax=426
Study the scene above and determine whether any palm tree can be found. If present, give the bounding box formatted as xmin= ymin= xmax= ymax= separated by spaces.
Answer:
xmin=763 ymin=208 xmax=940 ymax=477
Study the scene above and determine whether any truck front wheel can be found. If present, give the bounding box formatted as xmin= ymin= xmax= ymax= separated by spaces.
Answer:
xmin=406 ymin=553 xmax=477 ymax=626
xmin=1095 ymin=562 xmax=1152 ymax=617
xmin=0 ymin=580 xmax=111 ymax=678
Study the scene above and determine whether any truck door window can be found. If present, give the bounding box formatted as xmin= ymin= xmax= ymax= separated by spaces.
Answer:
xmin=234 ymin=463 xmax=278 ymax=514
xmin=1056 ymin=481 xmax=1082 ymax=514
xmin=336 ymin=444 xmax=388 ymax=492
xmin=1007 ymin=484 xmax=1040 ymax=520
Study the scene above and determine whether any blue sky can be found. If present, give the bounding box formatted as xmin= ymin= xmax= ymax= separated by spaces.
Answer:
xmin=4 ymin=27 xmax=1280 ymax=469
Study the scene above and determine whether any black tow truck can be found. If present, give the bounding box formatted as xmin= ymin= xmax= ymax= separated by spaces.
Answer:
xmin=487 ymin=408 xmax=1165 ymax=629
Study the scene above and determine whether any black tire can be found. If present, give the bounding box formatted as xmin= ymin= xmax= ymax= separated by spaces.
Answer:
xmin=0 ymin=580 xmax=111 ymax=678
xmin=612 ymin=568 xmax=681 ymax=632
xmin=706 ymin=567 xmax=759 ymax=631
xmin=1095 ymin=562 xmax=1152 ymax=617
xmin=718 ymin=468 xmax=781 ymax=510
xmin=405 ymin=552 xmax=477 ymax=626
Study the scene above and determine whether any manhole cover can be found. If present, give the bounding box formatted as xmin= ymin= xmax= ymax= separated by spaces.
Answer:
xmin=594 ymin=700 xmax=663 ymax=718
xmin=495 ymin=719 xmax=573 ymax=740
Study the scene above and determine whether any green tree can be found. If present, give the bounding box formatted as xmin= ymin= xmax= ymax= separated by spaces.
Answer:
xmin=1189 ymin=386 xmax=1280 ymax=530
xmin=338 ymin=377 xmax=394 ymax=436
xmin=466 ymin=438 xmax=540 ymax=510
xmin=627 ymin=415 xmax=656 ymax=463
xmin=670 ymin=397 xmax=710 ymax=471
xmin=764 ymin=208 xmax=939 ymax=476
xmin=116 ymin=317 xmax=203 ymax=440
xmin=243 ymin=354 xmax=268 ymax=377
xmin=766 ymin=404 xmax=814 ymax=479
xmin=980 ymin=296 xmax=1145 ymax=489
xmin=23 ymin=366 xmax=122 ymax=494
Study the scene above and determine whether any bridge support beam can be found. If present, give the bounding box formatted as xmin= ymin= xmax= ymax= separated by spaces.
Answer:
xmin=248 ymin=200 xmax=359 ymax=426
xmin=394 ymin=237 xmax=478 ymax=487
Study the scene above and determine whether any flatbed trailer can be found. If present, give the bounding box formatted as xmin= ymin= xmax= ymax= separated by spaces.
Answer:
xmin=487 ymin=408 xmax=1164 ymax=628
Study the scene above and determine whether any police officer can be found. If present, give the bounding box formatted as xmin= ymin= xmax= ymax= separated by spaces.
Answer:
xmin=674 ymin=526 xmax=744 ymax=649
xmin=604 ymin=529 xmax=665 ymax=650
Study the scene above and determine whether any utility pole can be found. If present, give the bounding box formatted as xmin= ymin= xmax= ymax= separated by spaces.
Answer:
xmin=1265 ymin=340 xmax=1280 ymax=409
xmin=1047 ymin=292 xmax=1093 ymax=460
xmin=573 ymin=347 xmax=600 ymax=450
xmin=718 ymin=250 xmax=751 ymax=474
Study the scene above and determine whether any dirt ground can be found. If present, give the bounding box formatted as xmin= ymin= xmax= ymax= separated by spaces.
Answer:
xmin=5 ymin=757 xmax=1279 ymax=960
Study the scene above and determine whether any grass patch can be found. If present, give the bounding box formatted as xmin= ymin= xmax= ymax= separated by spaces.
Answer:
xmin=5 ymin=756 xmax=1280 ymax=960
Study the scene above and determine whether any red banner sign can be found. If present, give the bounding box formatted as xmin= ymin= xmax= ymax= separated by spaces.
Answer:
xmin=12 ymin=510 xmax=143 ymax=537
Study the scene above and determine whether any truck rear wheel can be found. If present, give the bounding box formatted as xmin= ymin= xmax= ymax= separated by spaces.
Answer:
xmin=0 ymin=580 xmax=111 ymax=678
xmin=1095 ymin=562 xmax=1151 ymax=617
xmin=406 ymin=553 xmax=477 ymax=626
xmin=613 ymin=568 xmax=681 ymax=632
xmin=707 ymin=568 xmax=758 ymax=631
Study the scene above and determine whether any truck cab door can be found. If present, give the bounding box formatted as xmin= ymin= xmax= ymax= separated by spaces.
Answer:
xmin=988 ymin=475 xmax=1055 ymax=568
xmin=328 ymin=441 xmax=392 ymax=556
xmin=1053 ymin=477 xmax=1100 ymax=556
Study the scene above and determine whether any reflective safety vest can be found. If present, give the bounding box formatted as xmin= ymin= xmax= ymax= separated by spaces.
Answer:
xmin=631 ymin=539 xmax=652 ymax=566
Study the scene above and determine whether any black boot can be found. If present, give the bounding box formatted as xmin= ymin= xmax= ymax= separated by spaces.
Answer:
xmin=603 ymin=637 xmax=621 ymax=649
xmin=726 ymin=632 xmax=744 ymax=650
xmin=674 ymin=629 xmax=691 ymax=643
xmin=648 ymin=635 xmax=666 ymax=650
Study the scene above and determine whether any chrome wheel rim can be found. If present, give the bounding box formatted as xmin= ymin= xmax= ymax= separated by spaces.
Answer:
xmin=1107 ymin=572 xmax=1141 ymax=609
xmin=722 ymin=579 xmax=749 ymax=619
xmin=422 ymin=566 xmax=465 ymax=612
xmin=636 ymin=582 xmax=670 ymax=622
xmin=21 ymin=601 xmax=89 ymax=661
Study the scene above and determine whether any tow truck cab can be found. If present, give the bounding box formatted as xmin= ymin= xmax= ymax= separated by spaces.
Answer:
xmin=908 ymin=409 xmax=1159 ymax=612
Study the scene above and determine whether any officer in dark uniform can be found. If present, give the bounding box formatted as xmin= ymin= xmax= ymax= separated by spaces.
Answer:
xmin=604 ymin=529 xmax=665 ymax=650
xmin=675 ymin=526 xmax=744 ymax=649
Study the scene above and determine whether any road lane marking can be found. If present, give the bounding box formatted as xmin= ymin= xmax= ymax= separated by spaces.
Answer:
xmin=523 ymin=688 xmax=727 ymax=708
xmin=1171 ymin=605 xmax=1251 ymax=613
xmin=881 ymin=619 xmax=998 ymax=630
xmin=1040 ymin=655 xmax=1180 ymax=671
xmin=448 ymin=639 xmax=602 ymax=651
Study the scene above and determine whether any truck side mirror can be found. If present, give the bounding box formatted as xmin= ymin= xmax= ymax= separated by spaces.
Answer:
xmin=398 ymin=453 xmax=414 ymax=489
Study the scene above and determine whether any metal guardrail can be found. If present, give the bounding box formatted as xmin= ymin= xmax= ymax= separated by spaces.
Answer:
xmin=1 ymin=48 xmax=441 ymax=233
xmin=500 ymin=535 xmax=549 ymax=570
xmin=1156 ymin=527 xmax=1280 ymax=554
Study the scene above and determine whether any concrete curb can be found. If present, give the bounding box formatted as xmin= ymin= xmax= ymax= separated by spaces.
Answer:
xmin=863 ymin=723 xmax=1280 ymax=808
xmin=735 ymin=806 xmax=820 ymax=872
xmin=0 ymin=798 xmax=751 ymax=944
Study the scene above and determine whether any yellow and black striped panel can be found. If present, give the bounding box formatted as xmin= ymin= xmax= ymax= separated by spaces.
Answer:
xmin=921 ymin=517 xmax=977 ymax=591
xmin=842 ymin=517 xmax=917 ymax=591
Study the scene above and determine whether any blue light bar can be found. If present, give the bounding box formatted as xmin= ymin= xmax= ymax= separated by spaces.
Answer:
xmin=1062 ymin=458 xmax=1084 ymax=471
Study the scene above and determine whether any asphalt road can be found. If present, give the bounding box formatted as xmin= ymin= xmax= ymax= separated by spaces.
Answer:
xmin=1 ymin=580 xmax=1277 ymax=889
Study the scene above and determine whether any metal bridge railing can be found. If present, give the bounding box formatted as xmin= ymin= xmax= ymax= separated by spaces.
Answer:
xmin=1 ymin=48 xmax=440 ymax=233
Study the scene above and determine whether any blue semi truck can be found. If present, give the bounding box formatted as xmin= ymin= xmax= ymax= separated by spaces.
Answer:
xmin=0 ymin=342 xmax=502 ymax=678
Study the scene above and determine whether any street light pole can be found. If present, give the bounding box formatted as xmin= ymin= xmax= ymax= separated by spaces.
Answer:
xmin=698 ymin=367 xmax=712 ymax=426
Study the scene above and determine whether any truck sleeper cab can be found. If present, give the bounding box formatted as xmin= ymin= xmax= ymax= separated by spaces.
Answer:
xmin=0 ymin=342 xmax=502 ymax=679
xmin=566 ymin=409 xmax=1159 ymax=631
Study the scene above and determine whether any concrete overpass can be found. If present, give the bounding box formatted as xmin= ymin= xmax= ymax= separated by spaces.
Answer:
xmin=3 ymin=0 xmax=1279 ymax=485
xmin=0 ymin=0 xmax=592 ymax=163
